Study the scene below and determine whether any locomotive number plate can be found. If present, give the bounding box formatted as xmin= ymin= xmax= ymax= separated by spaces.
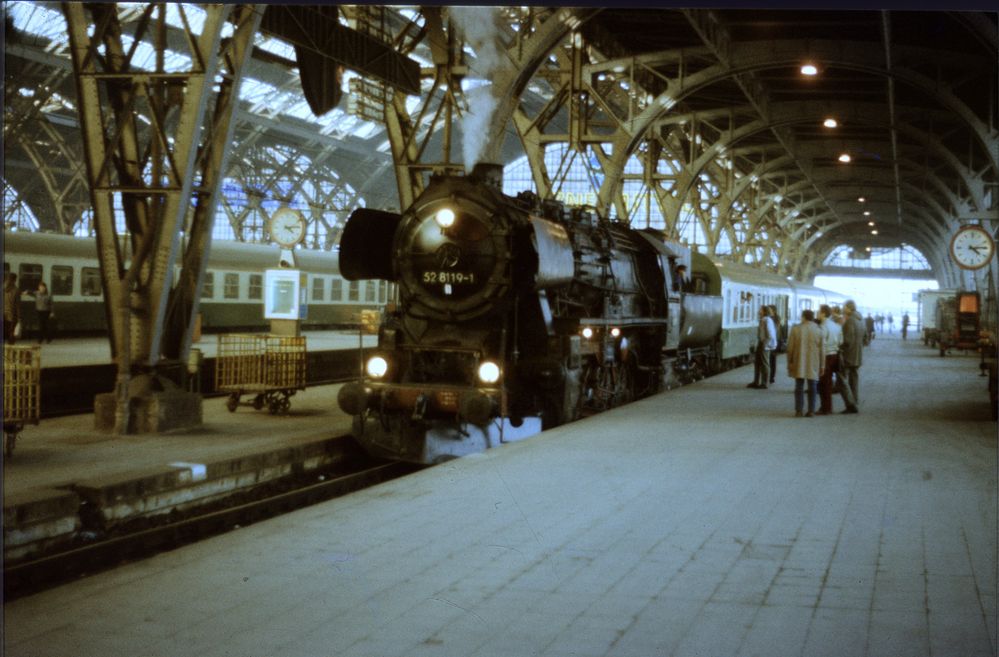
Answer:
xmin=422 ymin=271 xmax=477 ymax=284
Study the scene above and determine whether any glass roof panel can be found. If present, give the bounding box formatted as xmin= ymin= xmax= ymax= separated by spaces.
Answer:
xmin=9 ymin=2 xmax=66 ymax=41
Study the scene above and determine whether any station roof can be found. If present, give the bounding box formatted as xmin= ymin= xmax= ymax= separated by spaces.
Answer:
xmin=3 ymin=4 xmax=997 ymax=283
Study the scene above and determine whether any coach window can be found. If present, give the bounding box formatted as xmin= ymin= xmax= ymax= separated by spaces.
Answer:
xmin=378 ymin=281 xmax=386 ymax=304
xmin=365 ymin=280 xmax=376 ymax=302
xmin=202 ymin=271 xmax=215 ymax=299
xmin=313 ymin=276 xmax=325 ymax=301
xmin=18 ymin=263 xmax=42 ymax=292
xmin=348 ymin=280 xmax=359 ymax=302
xmin=223 ymin=272 xmax=240 ymax=299
xmin=330 ymin=278 xmax=343 ymax=302
xmin=81 ymin=267 xmax=102 ymax=296
xmin=51 ymin=265 xmax=74 ymax=295
xmin=248 ymin=274 xmax=262 ymax=300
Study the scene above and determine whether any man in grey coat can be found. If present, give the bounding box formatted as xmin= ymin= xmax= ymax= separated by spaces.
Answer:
xmin=838 ymin=299 xmax=865 ymax=413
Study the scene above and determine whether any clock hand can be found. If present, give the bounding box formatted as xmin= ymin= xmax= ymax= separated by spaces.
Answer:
xmin=968 ymin=245 xmax=984 ymax=254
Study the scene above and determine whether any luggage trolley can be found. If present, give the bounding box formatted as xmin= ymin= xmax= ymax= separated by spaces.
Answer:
xmin=3 ymin=344 xmax=41 ymax=457
xmin=215 ymin=334 xmax=306 ymax=414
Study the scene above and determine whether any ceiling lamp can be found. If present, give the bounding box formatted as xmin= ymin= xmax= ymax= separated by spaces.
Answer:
xmin=863 ymin=211 xmax=871 ymax=216
xmin=871 ymin=230 xmax=878 ymax=235
xmin=858 ymin=196 xmax=866 ymax=203
xmin=800 ymin=63 xmax=819 ymax=76
xmin=868 ymin=221 xmax=876 ymax=226
xmin=838 ymin=153 xmax=852 ymax=163
xmin=823 ymin=118 xmax=838 ymax=128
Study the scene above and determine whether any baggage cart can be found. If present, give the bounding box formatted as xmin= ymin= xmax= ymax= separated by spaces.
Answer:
xmin=3 ymin=344 xmax=41 ymax=456
xmin=215 ymin=334 xmax=306 ymax=414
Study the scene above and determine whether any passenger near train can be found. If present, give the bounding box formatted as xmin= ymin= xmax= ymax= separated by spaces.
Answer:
xmin=336 ymin=164 xmax=845 ymax=464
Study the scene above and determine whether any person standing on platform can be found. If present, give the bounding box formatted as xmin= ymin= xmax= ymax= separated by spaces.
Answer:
xmin=816 ymin=304 xmax=842 ymax=415
xmin=887 ymin=312 xmax=894 ymax=333
xmin=901 ymin=313 xmax=910 ymax=341
xmin=27 ymin=281 xmax=54 ymax=344
xmin=865 ymin=314 xmax=875 ymax=341
xmin=839 ymin=299 xmax=865 ymax=412
xmin=786 ymin=308 xmax=823 ymax=417
xmin=3 ymin=272 xmax=21 ymax=344
xmin=767 ymin=304 xmax=781 ymax=385
xmin=748 ymin=305 xmax=777 ymax=389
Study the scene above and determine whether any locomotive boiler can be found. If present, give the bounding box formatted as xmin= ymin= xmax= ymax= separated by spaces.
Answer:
xmin=336 ymin=164 xmax=692 ymax=463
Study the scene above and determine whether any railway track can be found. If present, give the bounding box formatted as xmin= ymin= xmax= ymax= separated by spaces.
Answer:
xmin=4 ymin=456 xmax=422 ymax=600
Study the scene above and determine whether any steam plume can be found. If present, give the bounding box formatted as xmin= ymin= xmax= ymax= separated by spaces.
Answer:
xmin=448 ymin=6 xmax=503 ymax=172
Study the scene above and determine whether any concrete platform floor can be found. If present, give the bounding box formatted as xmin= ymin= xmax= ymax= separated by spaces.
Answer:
xmin=3 ymin=333 xmax=996 ymax=657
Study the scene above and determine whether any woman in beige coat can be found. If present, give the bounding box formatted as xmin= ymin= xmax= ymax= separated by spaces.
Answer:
xmin=786 ymin=308 xmax=824 ymax=417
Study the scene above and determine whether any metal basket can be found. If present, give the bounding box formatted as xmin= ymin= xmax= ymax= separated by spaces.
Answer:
xmin=4 ymin=344 xmax=41 ymax=456
xmin=215 ymin=334 xmax=306 ymax=413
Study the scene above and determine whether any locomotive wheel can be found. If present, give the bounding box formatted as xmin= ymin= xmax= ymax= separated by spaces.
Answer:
xmin=226 ymin=393 xmax=240 ymax=412
xmin=252 ymin=395 xmax=265 ymax=410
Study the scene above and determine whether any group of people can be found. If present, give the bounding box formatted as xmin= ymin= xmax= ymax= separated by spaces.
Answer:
xmin=3 ymin=272 xmax=55 ymax=345
xmin=747 ymin=299 xmax=867 ymax=418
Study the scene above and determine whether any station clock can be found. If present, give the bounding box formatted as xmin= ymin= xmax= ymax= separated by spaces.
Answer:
xmin=269 ymin=208 xmax=306 ymax=248
xmin=949 ymin=224 xmax=995 ymax=270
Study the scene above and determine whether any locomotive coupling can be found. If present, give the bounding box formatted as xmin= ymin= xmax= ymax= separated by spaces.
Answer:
xmin=337 ymin=382 xmax=373 ymax=416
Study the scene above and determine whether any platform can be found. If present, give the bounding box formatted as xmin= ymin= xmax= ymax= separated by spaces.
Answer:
xmin=2 ymin=382 xmax=358 ymax=561
xmin=4 ymin=333 xmax=996 ymax=657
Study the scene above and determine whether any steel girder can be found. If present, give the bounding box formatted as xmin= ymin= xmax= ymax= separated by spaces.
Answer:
xmin=63 ymin=3 xmax=257 ymax=433
xmin=379 ymin=7 xmax=598 ymax=209
xmin=162 ymin=5 xmax=264 ymax=363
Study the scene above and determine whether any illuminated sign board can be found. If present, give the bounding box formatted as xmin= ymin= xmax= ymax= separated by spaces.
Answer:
xmin=264 ymin=269 xmax=308 ymax=320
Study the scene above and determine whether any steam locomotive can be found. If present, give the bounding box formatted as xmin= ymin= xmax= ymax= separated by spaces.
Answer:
xmin=337 ymin=163 xmax=844 ymax=463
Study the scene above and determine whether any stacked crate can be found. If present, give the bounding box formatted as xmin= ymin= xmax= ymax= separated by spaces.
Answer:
xmin=215 ymin=334 xmax=307 ymax=394
xmin=4 ymin=345 xmax=41 ymax=425
xmin=4 ymin=345 xmax=41 ymax=455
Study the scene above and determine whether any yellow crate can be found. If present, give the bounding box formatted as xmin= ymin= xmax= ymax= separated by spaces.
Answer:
xmin=215 ymin=334 xmax=306 ymax=392
xmin=4 ymin=345 xmax=41 ymax=425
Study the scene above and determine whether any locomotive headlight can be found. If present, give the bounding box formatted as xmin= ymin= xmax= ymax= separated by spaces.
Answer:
xmin=365 ymin=356 xmax=389 ymax=379
xmin=610 ymin=327 xmax=621 ymax=338
xmin=581 ymin=327 xmax=594 ymax=339
xmin=477 ymin=361 xmax=501 ymax=384
xmin=435 ymin=208 xmax=456 ymax=228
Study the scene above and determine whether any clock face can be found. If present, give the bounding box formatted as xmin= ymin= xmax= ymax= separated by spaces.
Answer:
xmin=270 ymin=208 xmax=306 ymax=247
xmin=950 ymin=225 xmax=995 ymax=270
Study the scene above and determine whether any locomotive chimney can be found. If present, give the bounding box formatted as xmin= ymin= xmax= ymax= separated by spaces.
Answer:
xmin=470 ymin=162 xmax=504 ymax=191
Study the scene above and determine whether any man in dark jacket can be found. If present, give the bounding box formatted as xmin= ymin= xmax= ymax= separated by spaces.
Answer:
xmin=839 ymin=299 xmax=865 ymax=412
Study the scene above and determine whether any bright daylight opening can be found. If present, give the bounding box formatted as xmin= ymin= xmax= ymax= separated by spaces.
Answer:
xmin=814 ymin=276 xmax=939 ymax=330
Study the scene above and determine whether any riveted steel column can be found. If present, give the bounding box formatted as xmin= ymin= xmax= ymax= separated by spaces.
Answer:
xmin=164 ymin=5 xmax=264 ymax=363
xmin=63 ymin=3 xmax=236 ymax=433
